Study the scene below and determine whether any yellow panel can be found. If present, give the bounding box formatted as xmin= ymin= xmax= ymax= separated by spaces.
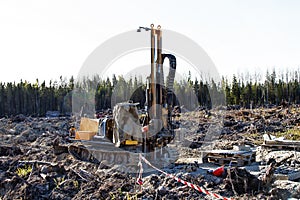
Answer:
xmin=125 ymin=140 xmax=138 ymax=145
xmin=75 ymin=131 xmax=96 ymax=140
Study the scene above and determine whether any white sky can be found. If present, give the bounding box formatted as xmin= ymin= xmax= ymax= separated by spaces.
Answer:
xmin=1 ymin=0 xmax=300 ymax=83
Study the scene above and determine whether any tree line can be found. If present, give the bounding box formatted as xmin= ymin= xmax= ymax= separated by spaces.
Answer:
xmin=0 ymin=69 xmax=299 ymax=117
xmin=223 ymin=69 xmax=300 ymax=108
xmin=0 ymin=76 xmax=74 ymax=117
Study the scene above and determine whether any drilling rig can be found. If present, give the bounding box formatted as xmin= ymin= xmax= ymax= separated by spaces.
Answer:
xmin=56 ymin=24 xmax=179 ymax=172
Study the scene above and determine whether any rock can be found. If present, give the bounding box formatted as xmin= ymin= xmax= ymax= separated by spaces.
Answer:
xmin=269 ymin=188 xmax=290 ymax=200
xmin=8 ymin=129 xmax=16 ymax=134
xmin=185 ymin=165 xmax=197 ymax=172
xmin=157 ymin=185 xmax=167 ymax=195
xmin=0 ymin=145 xmax=22 ymax=156
xmin=205 ymin=174 xmax=222 ymax=186
xmin=28 ymin=134 xmax=37 ymax=142
xmin=12 ymin=114 xmax=26 ymax=122
xmin=14 ymin=124 xmax=27 ymax=134
xmin=40 ymin=166 xmax=49 ymax=174
xmin=292 ymin=185 xmax=300 ymax=198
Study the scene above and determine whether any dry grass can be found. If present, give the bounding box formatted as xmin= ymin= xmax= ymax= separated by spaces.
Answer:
xmin=273 ymin=127 xmax=300 ymax=140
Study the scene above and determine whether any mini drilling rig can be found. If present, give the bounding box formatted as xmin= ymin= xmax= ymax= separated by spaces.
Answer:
xmin=57 ymin=24 xmax=178 ymax=171
xmin=141 ymin=24 xmax=177 ymax=153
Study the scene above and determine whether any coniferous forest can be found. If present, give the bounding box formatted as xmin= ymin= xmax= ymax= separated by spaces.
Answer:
xmin=0 ymin=69 xmax=300 ymax=117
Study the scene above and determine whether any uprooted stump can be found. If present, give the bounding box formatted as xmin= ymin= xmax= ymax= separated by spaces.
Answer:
xmin=224 ymin=167 xmax=262 ymax=195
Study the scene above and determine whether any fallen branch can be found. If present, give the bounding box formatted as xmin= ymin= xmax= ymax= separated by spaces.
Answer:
xmin=18 ymin=160 xmax=57 ymax=166
xmin=276 ymin=153 xmax=294 ymax=167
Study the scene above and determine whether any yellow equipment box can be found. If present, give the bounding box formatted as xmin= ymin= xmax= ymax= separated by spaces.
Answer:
xmin=75 ymin=117 xmax=99 ymax=140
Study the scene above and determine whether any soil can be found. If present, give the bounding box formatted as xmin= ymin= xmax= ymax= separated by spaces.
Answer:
xmin=1 ymin=105 xmax=300 ymax=199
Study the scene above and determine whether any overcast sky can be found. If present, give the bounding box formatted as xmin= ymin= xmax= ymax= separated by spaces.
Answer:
xmin=1 ymin=0 xmax=300 ymax=83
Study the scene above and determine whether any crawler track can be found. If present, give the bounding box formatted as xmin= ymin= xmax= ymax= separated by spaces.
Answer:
xmin=67 ymin=140 xmax=179 ymax=174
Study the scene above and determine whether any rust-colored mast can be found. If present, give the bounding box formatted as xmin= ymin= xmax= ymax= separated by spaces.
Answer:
xmin=150 ymin=24 xmax=164 ymax=121
xmin=150 ymin=24 xmax=157 ymax=119
xmin=156 ymin=25 xmax=163 ymax=120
